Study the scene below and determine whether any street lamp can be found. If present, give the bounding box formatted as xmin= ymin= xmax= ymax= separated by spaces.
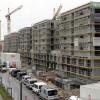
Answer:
xmin=20 ymin=81 xmax=22 ymax=100
xmin=0 ymin=77 xmax=2 ymax=84
xmin=7 ymin=73 xmax=12 ymax=98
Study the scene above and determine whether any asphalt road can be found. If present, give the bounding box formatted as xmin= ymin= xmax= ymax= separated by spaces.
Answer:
xmin=0 ymin=72 xmax=39 ymax=100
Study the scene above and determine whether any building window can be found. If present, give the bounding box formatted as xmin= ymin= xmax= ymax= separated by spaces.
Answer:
xmin=42 ymin=39 xmax=45 ymax=42
xmin=62 ymin=57 xmax=65 ymax=63
xmin=95 ymin=51 xmax=100 ymax=56
xmin=95 ymin=9 xmax=100 ymax=13
xmin=72 ymin=58 xmax=76 ymax=64
xmin=51 ymin=23 xmax=54 ymax=27
xmin=64 ymin=37 xmax=67 ymax=40
xmin=36 ymin=47 xmax=37 ymax=50
xmin=95 ymin=46 xmax=100 ymax=50
xmin=79 ymin=59 xmax=84 ymax=66
xmin=86 ymin=69 xmax=91 ymax=76
xmin=80 ymin=11 xmax=83 ymax=15
xmin=62 ymin=17 xmax=67 ymax=21
xmin=86 ymin=60 xmax=91 ymax=67
xmin=43 ymin=47 xmax=45 ymax=50
xmin=51 ymin=31 xmax=54 ymax=36
xmin=67 ymin=66 xmax=70 ymax=71
xmin=95 ymin=33 xmax=100 ymax=37
xmin=95 ymin=25 xmax=100 ymax=32
xmin=64 ymin=47 xmax=66 ymax=49
xmin=95 ymin=46 xmax=100 ymax=56
xmin=79 ymin=46 xmax=84 ymax=50
xmin=80 ymin=35 xmax=84 ymax=38
xmin=67 ymin=57 xmax=70 ymax=64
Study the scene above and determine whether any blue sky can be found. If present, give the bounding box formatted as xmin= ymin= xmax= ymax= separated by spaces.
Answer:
xmin=0 ymin=0 xmax=100 ymax=39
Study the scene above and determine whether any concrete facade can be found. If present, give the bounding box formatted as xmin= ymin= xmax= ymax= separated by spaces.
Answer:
xmin=17 ymin=27 xmax=32 ymax=65
xmin=4 ymin=32 xmax=17 ymax=53
xmin=3 ymin=2 xmax=100 ymax=84
xmin=0 ymin=40 xmax=4 ymax=53
xmin=56 ymin=2 xmax=100 ymax=83
xmin=32 ymin=20 xmax=59 ymax=70
xmin=4 ymin=35 xmax=10 ymax=52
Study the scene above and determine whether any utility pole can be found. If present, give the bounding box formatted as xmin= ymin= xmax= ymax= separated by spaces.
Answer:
xmin=0 ymin=20 xmax=1 ymax=41
xmin=20 ymin=81 xmax=22 ymax=100
xmin=0 ymin=77 xmax=2 ymax=84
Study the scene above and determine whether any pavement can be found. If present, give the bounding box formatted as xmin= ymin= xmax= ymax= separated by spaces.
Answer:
xmin=0 ymin=96 xmax=3 ymax=100
xmin=0 ymin=72 xmax=39 ymax=100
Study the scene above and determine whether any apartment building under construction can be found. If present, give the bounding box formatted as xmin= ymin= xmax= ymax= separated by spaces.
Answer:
xmin=4 ymin=32 xmax=18 ymax=53
xmin=32 ymin=20 xmax=59 ymax=70
xmin=17 ymin=27 xmax=32 ymax=65
xmin=4 ymin=35 xmax=10 ymax=52
xmin=55 ymin=2 xmax=100 ymax=83
xmin=3 ymin=2 xmax=100 ymax=84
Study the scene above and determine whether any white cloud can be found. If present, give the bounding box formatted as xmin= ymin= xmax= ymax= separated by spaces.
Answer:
xmin=0 ymin=0 xmax=100 ymax=39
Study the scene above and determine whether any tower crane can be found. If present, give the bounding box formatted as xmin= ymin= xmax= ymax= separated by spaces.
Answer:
xmin=5 ymin=5 xmax=23 ymax=34
xmin=52 ymin=4 xmax=62 ymax=20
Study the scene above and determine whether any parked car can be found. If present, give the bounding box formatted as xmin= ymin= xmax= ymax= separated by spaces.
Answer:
xmin=1 ymin=67 xmax=8 ymax=73
xmin=11 ymin=69 xmax=21 ymax=77
xmin=9 ymin=68 xmax=17 ymax=74
xmin=0 ymin=65 xmax=3 ymax=72
xmin=39 ymin=85 xmax=59 ymax=100
xmin=17 ymin=72 xmax=27 ymax=81
xmin=22 ymin=75 xmax=31 ymax=85
xmin=32 ymin=82 xmax=47 ymax=94
xmin=68 ymin=96 xmax=82 ymax=100
xmin=26 ymin=78 xmax=38 ymax=89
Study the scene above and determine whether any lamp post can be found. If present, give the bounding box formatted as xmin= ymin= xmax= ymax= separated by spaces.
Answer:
xmin=20 ymin=81 xmax=22 ymax=100
xmin=0 ymin=77 xmax=2 ymax=84
xmin=7 ymin=73 xmax=12 ymax=98
xmin=0 ymin=20 xmax=1 ymax=41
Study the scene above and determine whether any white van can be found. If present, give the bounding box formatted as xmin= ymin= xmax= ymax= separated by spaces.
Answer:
xmin=68 ymin=96 xmax=82 ymax=100
xmin=22 ymin=75 xmax=31 ymax=85
xmin=39 ymin=85 xmax=59 ymax=100
xmin=32 ymin=82 xmax=47 ymax=94
xmin=26 ymin=78 xmax=37 ymax=89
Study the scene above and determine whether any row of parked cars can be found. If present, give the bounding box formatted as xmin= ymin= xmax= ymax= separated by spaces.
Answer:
xmin=10 ymin=68 xmax=59 ymax=100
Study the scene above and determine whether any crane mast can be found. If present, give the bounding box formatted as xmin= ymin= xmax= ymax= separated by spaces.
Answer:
xmin=53 ymin=4 xmax=62 ymax=20
xmin=5 ymin=5 xmax=23 ymax=34
xmin=7 ymin=8 xmax=11 ymax=34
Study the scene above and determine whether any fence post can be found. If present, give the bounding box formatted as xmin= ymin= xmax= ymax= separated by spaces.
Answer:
xmin=0 ymin=77 xmax=2 ymax=84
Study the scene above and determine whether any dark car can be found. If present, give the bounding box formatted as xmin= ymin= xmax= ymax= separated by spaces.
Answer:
xmin=17 ymin=72 xmax=27 ymax=81
xmin=11 ymin=69 xmax=21 ymax=77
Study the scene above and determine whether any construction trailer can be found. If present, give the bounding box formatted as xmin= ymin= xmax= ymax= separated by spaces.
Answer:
xmin=0 ymin=53 xmax=21 ymax=68
xmin=80 ymin=82 xmax=100 ymax=100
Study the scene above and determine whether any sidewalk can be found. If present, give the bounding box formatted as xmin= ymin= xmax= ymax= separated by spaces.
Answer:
xmin=0 ymin=95 xmax=3 ymax=100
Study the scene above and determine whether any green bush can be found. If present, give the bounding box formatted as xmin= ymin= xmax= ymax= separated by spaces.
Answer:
xmin=0 ymin=84 xmax=12 ymax=100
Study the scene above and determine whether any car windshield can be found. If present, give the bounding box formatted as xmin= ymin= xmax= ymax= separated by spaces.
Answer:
xmin=33 ymin=84 xmax=38 ymax=89
xmin=15 ymin=70 xmax=20 ymax=74
xmin=21 ymin=73 xmax=26 ymax=76
xmin=26 ymin=77 xmax=31 ymax=79
xmin=30 ymin=81 xmax=37 ymax=84
xmin=48 ymin=90 xmax=57 ymax=96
